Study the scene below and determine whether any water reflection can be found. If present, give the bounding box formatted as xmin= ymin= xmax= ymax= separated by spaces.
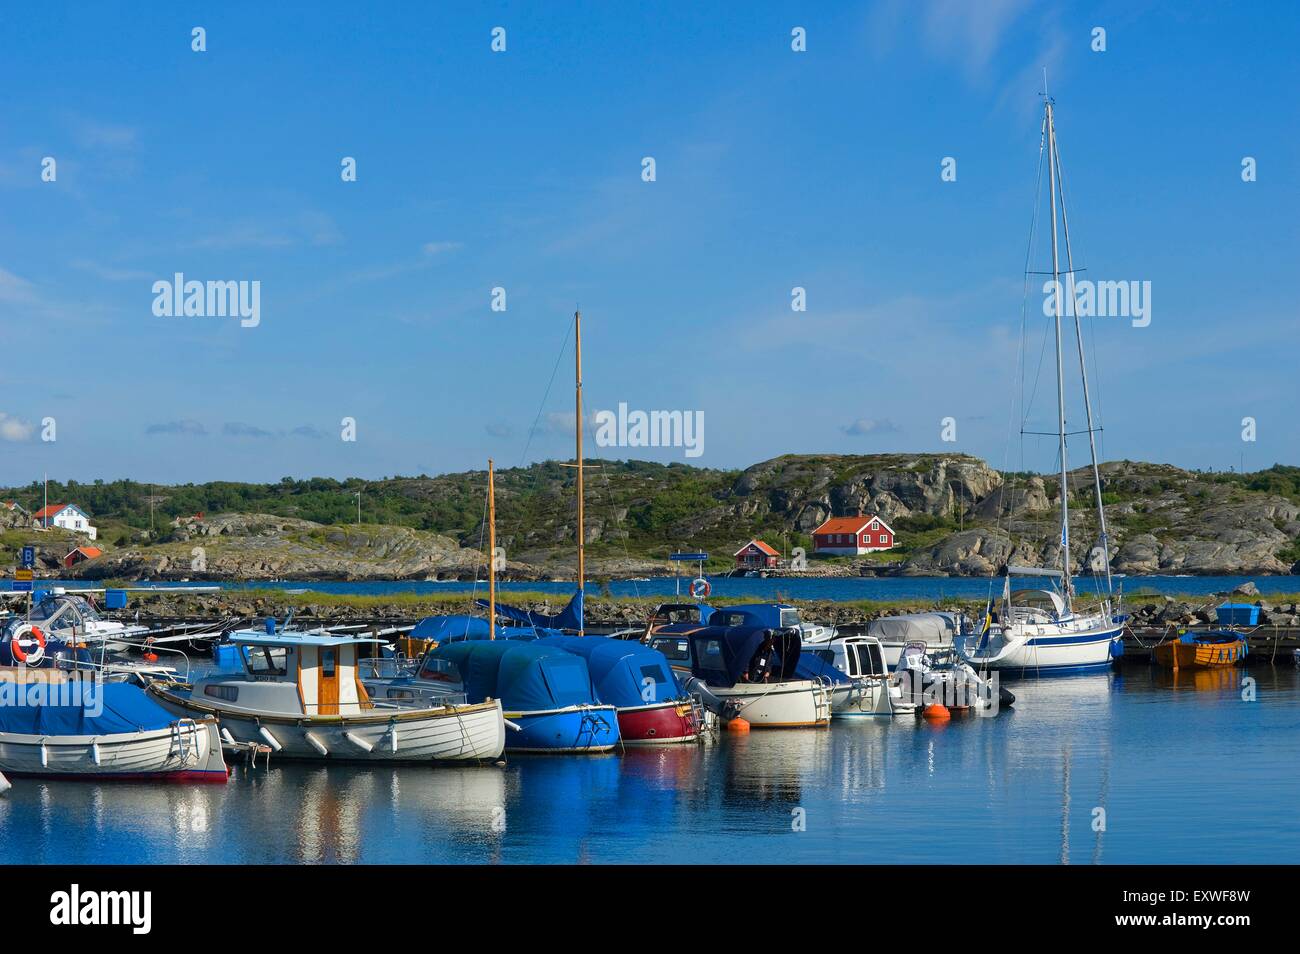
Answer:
xmin=3 ymin=666 xmax=1297 ymax=864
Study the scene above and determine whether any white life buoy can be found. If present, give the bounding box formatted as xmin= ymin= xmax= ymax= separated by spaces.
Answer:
xmin=10 ymin=624 xmax=46 ymax=665
xmin=689 ymin=577 xmax=711 ymax=599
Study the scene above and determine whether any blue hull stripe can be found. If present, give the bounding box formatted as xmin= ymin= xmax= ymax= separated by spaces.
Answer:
xmin=1024 ymin=627 xmax=1123 ymax=647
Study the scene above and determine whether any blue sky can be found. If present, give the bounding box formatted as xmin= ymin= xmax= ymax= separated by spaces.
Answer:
xmin=1 ymin=1 xmax=1296 ymax=485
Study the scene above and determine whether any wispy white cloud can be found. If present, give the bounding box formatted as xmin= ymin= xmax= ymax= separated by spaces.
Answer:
xmin=0 ymin=413 xmax=34 ymax=441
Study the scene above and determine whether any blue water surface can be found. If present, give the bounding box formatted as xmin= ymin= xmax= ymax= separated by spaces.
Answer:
xmin=2 ymin=663 xmax=1295 ymax=864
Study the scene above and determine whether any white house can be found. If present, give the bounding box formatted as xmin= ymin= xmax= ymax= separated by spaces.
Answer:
xmin=34 ymin=504 xmax=98 ymax=541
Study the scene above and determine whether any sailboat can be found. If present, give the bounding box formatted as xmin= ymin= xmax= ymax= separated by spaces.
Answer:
xmin=960 ymin=86 xmax=1124 ymax=676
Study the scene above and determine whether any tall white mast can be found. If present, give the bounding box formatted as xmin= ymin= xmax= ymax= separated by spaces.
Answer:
xmin=1052 ymin=126 xmax=1114 ymax=602
xmin=1046 ymin=97 xmax=1072 ymax=609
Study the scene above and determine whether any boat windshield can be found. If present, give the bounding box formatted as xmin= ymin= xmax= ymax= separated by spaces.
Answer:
xmin=418 ymin=656 xmax=461 ymax=682
xmin=242 ymin=645 xmax=288 ymax=676
xmin=779 ymin=608 xmax=801 ymax=628
xmin=650 ymin=637 xmax=691 ymax=662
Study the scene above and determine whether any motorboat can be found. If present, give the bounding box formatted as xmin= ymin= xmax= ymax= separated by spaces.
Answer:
xmin=894 ymin=641 xmax=1014 ymax=713
xmin=798 ymin=634 xmax=913 ymax=716
xmin=0 ymin=674 xmax=227 ymax=782
xmin=538 ymin=635 xmax=702 ymax=744
xmin=427 ymin=640 xmax=620 ymax=753
xmin=679 ymin=625 xmax=831 ymax=728
xmin=1152 ymin=630 xmax=1248 ymax=670
xmin=863 ymin=612 xmax=963 ymax=669
xmin=145 ymin=626 xmax=506 ymax=763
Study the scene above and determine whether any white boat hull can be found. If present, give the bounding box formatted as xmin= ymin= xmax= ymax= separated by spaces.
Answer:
xmin=960 ymin=619 xmax=1121 ymax=675
xmin=0 ymin=718 xmax=227 ymax=781
xmin=685 ymin=677 xmax=831 ymax=728
xmin=148 ymin=686 xmax=506 ymax=762
xmin=827 ymin=680 xmax=893 ymax=717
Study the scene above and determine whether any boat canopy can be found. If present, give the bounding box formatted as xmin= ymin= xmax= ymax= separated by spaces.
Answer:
xmin=430 ymin=640 xmax=602 ymax=712
xmin=1009 ymin=589 xmax=1067 ymax=615
xmin=538 ymin=635 xmax=684 ymax=706
xmin=0 ymin=683 xmax=176 ymax=736
xmin=411 ymin=615 xmax=490 ymax=642
xmin=475 ymin=590 xmax=584 ymax=633
xmin=685 ymin=625 xmax=803 ymax=688
xmin=787 ymin=650 xmax=851 ymax=685
xmin=866 ymin=613 xmax=960 ymax=646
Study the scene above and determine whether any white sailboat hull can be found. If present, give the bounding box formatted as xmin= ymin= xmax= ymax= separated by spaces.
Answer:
xmin=960 ymin=618 xmax=1121 ymax=675
xmin=148 ymin=686 xmax=506 ymax=762
xmin=0 ymin=718 xmax=227 ymax=780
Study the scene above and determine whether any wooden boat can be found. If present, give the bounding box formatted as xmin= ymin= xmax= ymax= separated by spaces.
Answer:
xmin=1152 ymin=630 xmax=1248 ymax=670
xmin=146 ymin=628 xmax=506 ymax=762
xmin=0 ymin=677 xmax=227 ymax=782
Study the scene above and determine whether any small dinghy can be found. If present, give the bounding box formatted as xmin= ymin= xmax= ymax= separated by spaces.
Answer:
xmin=0 ymin=677 xmax=227 ymax=782
xmin=1152 ymin=630 xmax=1248 ymax=670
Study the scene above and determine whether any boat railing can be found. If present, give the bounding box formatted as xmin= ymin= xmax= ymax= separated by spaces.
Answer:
xmin=357 ymin=656 xmax=420 ymax=680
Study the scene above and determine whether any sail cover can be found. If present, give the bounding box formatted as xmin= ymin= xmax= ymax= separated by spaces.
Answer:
xmin=475 ymin=589 xmax=584 ymax=633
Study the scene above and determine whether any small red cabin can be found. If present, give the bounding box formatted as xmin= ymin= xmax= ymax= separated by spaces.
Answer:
xmin=811 ymin=516 xmax=895 ymax=556
xmin=734 ymin=539 xmax=780 ymax=570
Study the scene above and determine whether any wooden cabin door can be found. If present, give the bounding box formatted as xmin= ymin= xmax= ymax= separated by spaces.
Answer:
xmin=318 ymin=647 xmax=340 ymax=715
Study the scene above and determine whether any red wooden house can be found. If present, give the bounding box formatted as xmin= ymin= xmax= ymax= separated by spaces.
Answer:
xmin=811 ymin=516 xmax=895 ymax=556
xmin=734 ymin=539 xmax=780 ymax=570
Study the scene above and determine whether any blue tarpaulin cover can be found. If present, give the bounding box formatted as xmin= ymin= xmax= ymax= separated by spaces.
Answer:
xmin=475 ymin=590 xmax=584 ymax=633
xmin=0 ymin=683 xmax=176 ymax=736
xmin=686 ymin=625 xmax=804 ymax=688
xmin=789 ymin=651 xmax=852 ymax=685
xmin=539 ymin=635 xmax=684 ymax=706
xmin=411 ymin=615 xmax=491 ymax=642
xmin=431 ymin=640 xmax=602 ymax=712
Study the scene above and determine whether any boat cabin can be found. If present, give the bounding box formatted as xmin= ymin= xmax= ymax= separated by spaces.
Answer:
xmin=708 ymin=603 xmax=802 ymax=630
xmin=685 ymin=625 xmax=804 ymax=688
xmin=192 ymin=631 xmax=381 ymax=717
xmin=801 ymin=635 xmax=888 ymax=679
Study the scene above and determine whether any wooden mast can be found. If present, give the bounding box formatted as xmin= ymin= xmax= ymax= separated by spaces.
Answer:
xmin=488 ymin=458 xmax=496 ymax=641
xmin=574 ymin=309 xmax=585 ymax=635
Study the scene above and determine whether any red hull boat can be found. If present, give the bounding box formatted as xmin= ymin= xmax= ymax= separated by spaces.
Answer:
xmin=616 ymin=699 xmax=699 ymax=745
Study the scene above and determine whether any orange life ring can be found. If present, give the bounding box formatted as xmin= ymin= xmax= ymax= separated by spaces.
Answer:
xmin=11 ymin=624 xmax=46 ymax=664
xmin=689 ymin=578 xmax=711 ymax=598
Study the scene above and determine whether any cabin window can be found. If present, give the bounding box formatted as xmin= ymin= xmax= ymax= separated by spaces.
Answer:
xmin=652 ymin=639 xmax=689 ymax=661
xmin=204 ymin=685 xmax=239 ymax=702
xmin=386 ymin=689 xmax=415 ymax=701
xmin=812 ymin=650 xmax=836 ymax=665
xmin=779 ymin=608 xmax=800 ymax=628
xmin=639 ymin=664 xmax=668 ymax=687
xmin=696 ymin=639 xmax=725 ymax=669
xmin=321 ymin=648 xmax=337 ymax=678
xmin=242 ymin=646 xmax=288 ymax=676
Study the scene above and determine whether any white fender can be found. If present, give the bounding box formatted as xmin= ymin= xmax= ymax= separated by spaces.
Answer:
xmin=389 ymin=725 xmax=398 ymax=753
xmin=257 ymin=726 xmax=282 ymax=752
xmin=220 ymin=728 xmax=235 ymax=745
xmin=344 ymin=731 xmax=374 ymax=753
xmin=0 ymin=771 xmax=10 ymax=795
xmin=39 ymin=743 xmax=48 ymax=768
xmin=304 ymin=732 xmax=329 ymax=757
xmin=91 ymin=741 xmax=102 ymax=765
xmin=503 ymin=719 xmax=523 ymax=732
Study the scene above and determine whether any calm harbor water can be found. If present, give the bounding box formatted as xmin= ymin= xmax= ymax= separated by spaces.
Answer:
xmin=4 ymin=662 xmax=1296 ymax=864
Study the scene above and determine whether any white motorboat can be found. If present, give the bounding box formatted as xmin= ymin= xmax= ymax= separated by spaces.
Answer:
xmin=0 ymin=673 xmax=227 ymax=782
xmin=893 ymin=641 xmax=1014 ymax=714
xmin=145 ymin=627 xmax=506 ymax=763
xmin=678 ymin=626 xmax=830 ymax=728
xmin=862 ymin=613 xmax=963 ymax=669
xmin=800 ymin=634 xmax=909 ymax=716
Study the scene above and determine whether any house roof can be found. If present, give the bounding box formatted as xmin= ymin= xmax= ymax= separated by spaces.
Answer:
xmin=34 ymin=503 xmax=80 ymax=519
xmin=813 ymin=515 xmax=896 ymax=536
xmin=733 ymin=539 xmax=780 ymax=557
xmin=65 ymin=546 xmax=103 ymax=560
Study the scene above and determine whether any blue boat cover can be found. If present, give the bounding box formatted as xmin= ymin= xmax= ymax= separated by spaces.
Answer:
xmin=475 ymin=589 xmax=584 ymax=633
xmin=538 ymin=635 xmax=684 ymax=706
xmin=431 ymin=640 xmax=602 ymax=712
xmin=788 ymin=651 xmax=852 ymax=685
xmin=0 ymin=683 xmax=176 ymax=736
xmin=411 ymin=615 xmax=491 ymax=642
xmin=686 ymin=625 xmax=804 ymax=688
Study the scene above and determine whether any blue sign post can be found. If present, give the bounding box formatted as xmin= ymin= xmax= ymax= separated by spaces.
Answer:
xmin=20 ymin=546 xmax=34 ymax=569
